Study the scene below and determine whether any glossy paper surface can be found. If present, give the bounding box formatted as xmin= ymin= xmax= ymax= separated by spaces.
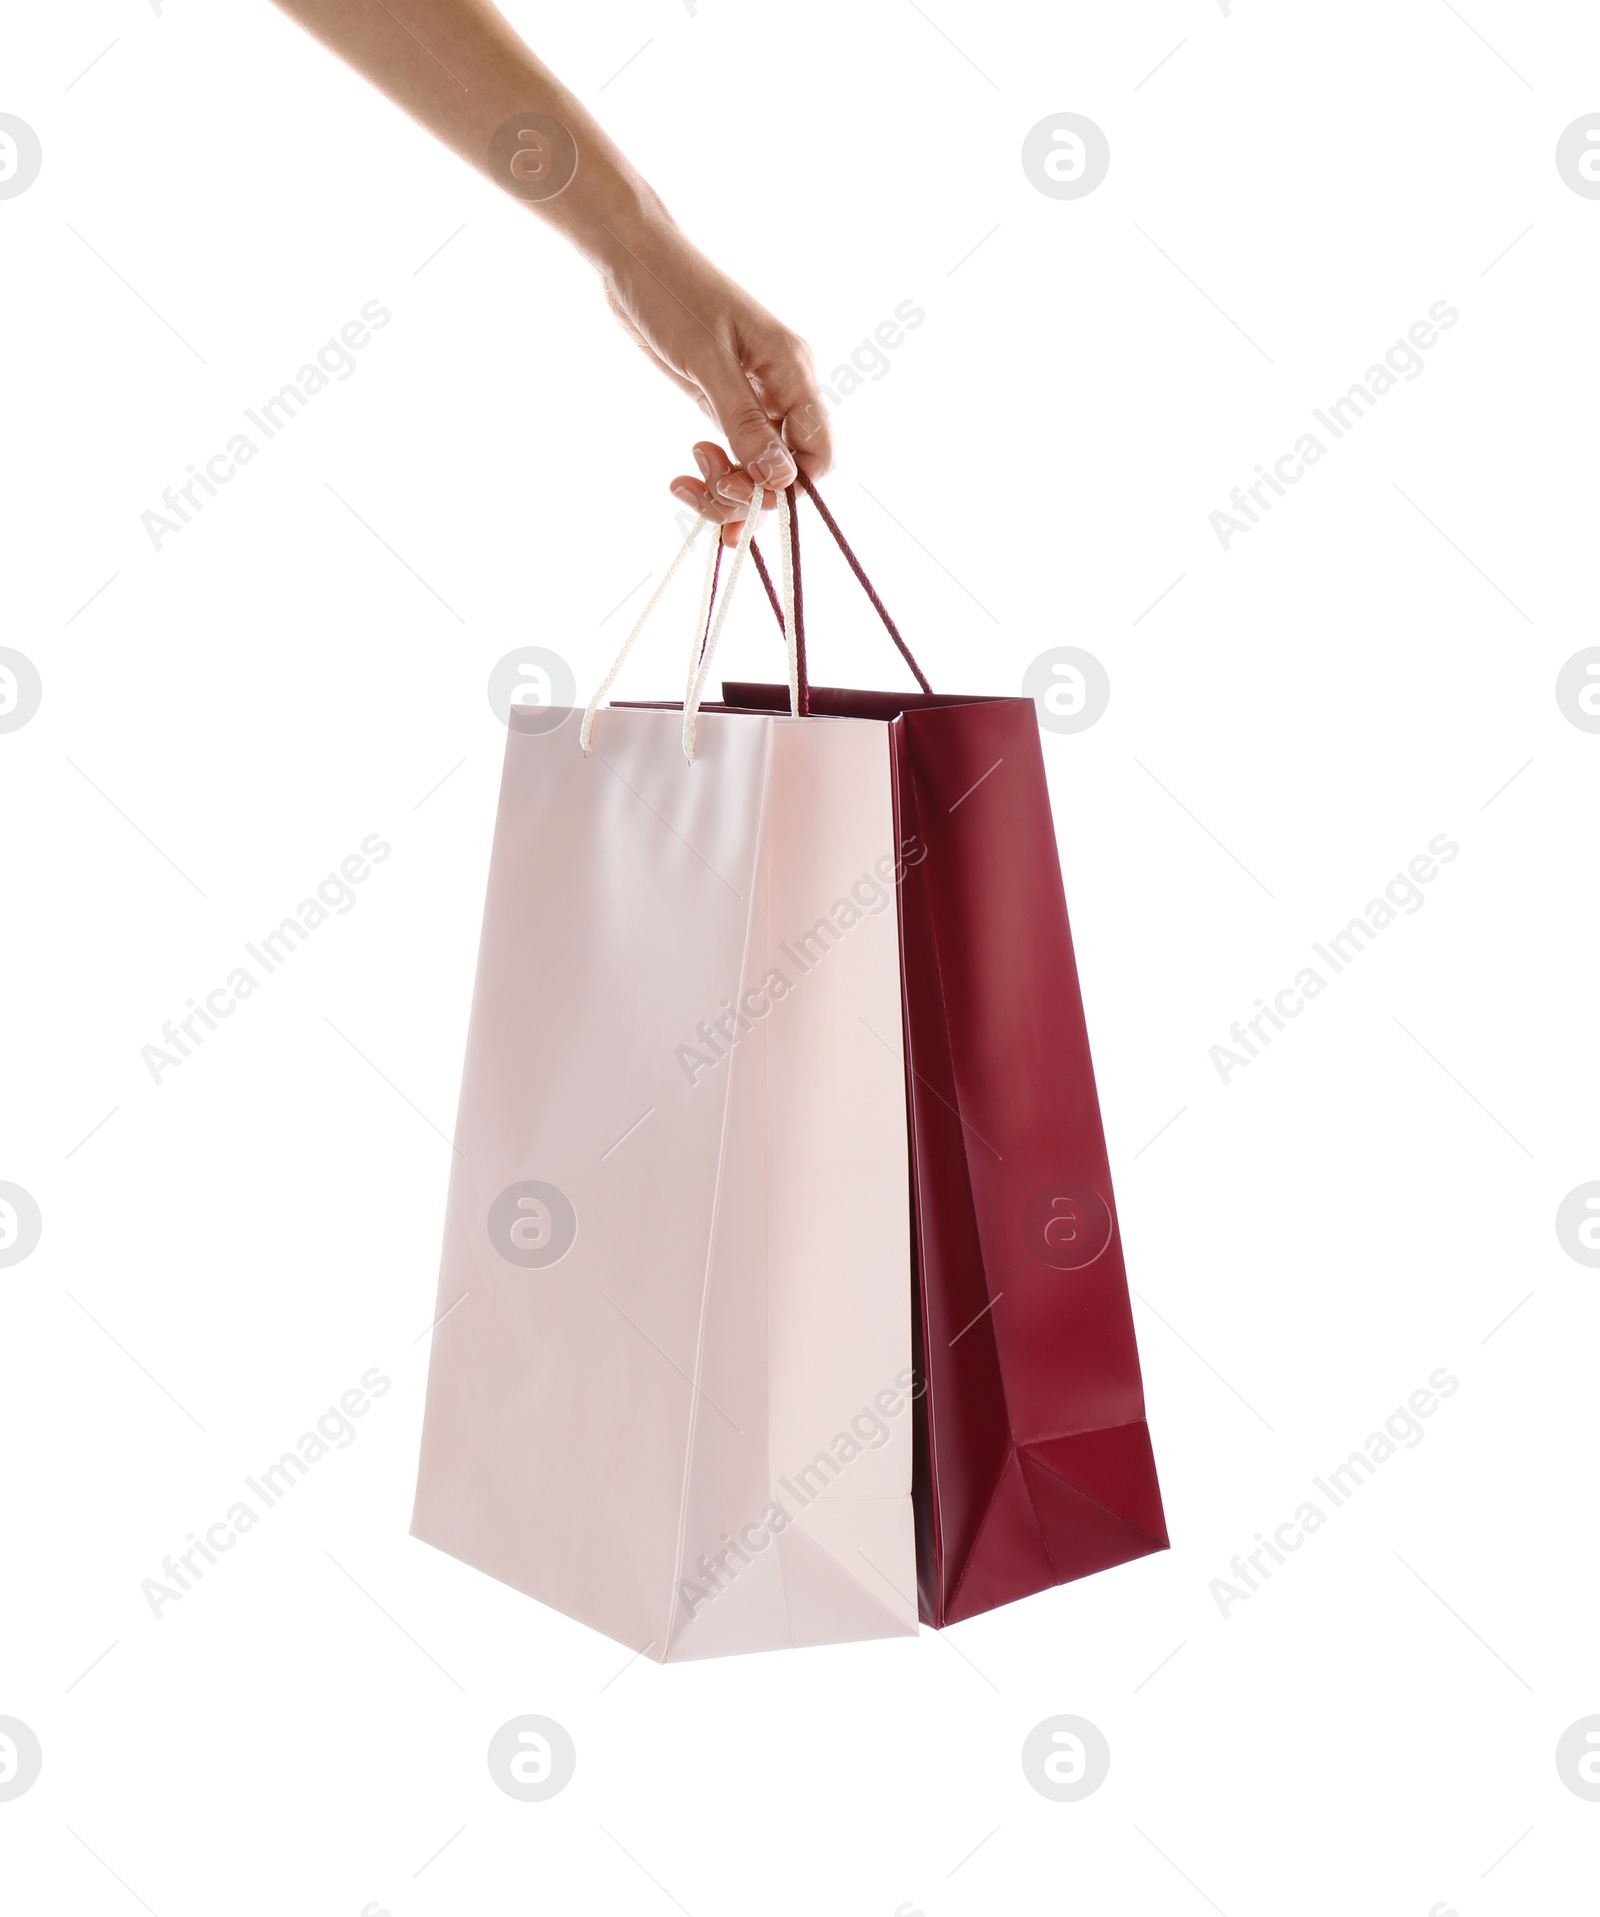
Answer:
xmin=412 ymin=705 xmax=917 ymax=1659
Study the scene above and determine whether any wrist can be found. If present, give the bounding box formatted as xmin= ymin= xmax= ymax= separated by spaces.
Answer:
xmin=541 ymin=144 xmax=676 ymax=273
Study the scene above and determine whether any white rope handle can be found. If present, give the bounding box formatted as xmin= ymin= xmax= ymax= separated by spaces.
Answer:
xmin=580 ymin=515 xmax=710 ymax=757
xmin=776 ymin=485 xmax=799 ymax=717
xmin=688 ymin=521 xmax=721 ymax=689
xmin=579 ymin=482 xmax=793 ymax=764
xmin=682 ymin=482 xmax=763 ymax=764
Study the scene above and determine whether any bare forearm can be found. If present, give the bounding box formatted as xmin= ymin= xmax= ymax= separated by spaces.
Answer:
xmin=266 ymin=0 xmax=662 ymax=263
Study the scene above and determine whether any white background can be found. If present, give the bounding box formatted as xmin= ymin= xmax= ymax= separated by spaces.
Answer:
xmin=3 ymin=1 xmax=1598 ymax=1912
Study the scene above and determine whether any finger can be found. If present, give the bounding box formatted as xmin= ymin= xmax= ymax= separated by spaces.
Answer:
xmin=696 ymin=440 xmax=754 ymax=520
xmin=668 ymin=471 xmax=779 ymax=540
xmin=669 ymin=437 xmax=787 ymax=547
xmin=670 ymin=444 xmax=751 ymax=520
xmin=707 ymin=491 xmax=779 ymax=546
xmin=668 ymin=476 xmax=748 ymax=523
xmin=695 ymin=357 xmax=797 ymax=494
xmin=694 ymin=441 xmax=761 ymax=525
xmin=669 ymin=477 xmax=712 ymax=518
xmin=667 ymin=443 xmax=730 ymax=523
xmin=695 ymin=440 xmax=734 ymax=480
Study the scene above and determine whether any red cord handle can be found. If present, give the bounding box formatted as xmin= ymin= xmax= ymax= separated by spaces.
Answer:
xmin=703 ymin=478 xmax=932 ymax=708
xmin=792 ymin=471 xmax=931 ymax=696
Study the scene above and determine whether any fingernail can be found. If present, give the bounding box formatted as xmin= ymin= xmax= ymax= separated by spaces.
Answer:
xmin=670 ymin=481 xmax=699 ymax=505
xmin=748 ymin=444 xmax=795 ymax=486
xmin=693 ymin=448 xmax=713 ymax=480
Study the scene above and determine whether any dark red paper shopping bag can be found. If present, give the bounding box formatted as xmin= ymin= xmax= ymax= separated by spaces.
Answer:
xmin=725 ymin=476 xmax=1168 ymax=1627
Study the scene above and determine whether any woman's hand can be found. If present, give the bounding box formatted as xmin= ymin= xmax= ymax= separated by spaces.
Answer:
xmin=592 ymin=225 xmax=832 ymax=543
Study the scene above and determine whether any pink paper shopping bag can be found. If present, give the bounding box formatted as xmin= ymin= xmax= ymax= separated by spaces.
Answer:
xmin=413 ymin=505 xmax=920 ymax=1659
